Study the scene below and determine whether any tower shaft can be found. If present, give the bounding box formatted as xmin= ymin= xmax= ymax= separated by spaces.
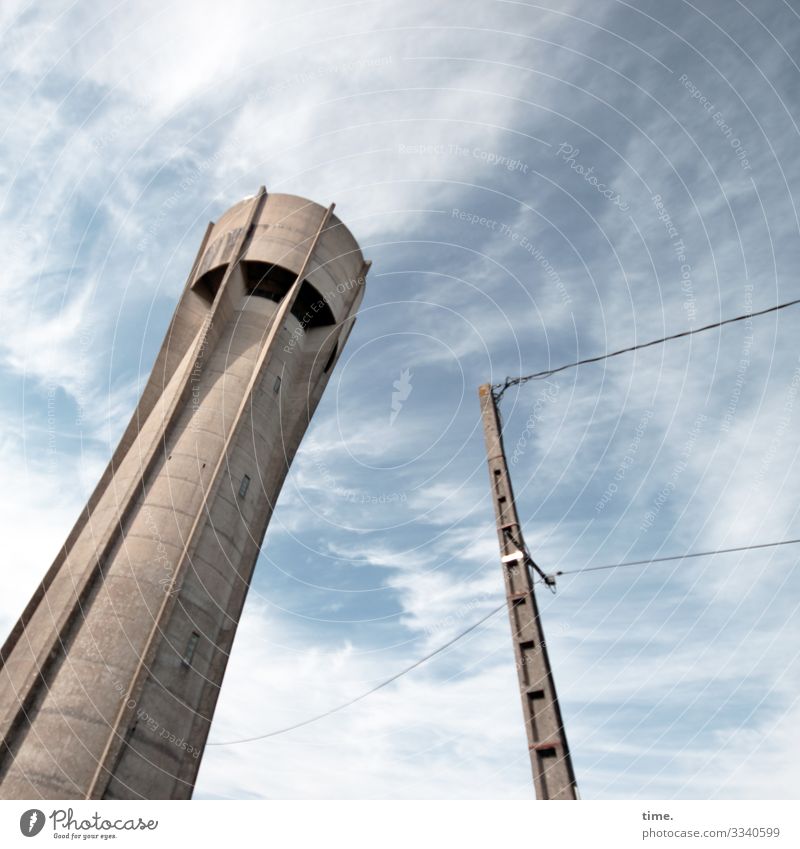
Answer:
xmin=478 ymin=384 xmax=578 ymax=800
xmin=0 ymin=189 xmax=369 ymax=799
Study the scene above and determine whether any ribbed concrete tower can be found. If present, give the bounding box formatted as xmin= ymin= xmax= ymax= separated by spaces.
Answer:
xmin=0 ymin=189 xmax=369 ymax=800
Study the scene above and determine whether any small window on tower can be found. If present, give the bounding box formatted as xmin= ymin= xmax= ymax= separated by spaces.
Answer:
xmin=182 ymin=631 xmax=200 ymax=667
xmin=239 ymin=474 xmax=251 ymax=498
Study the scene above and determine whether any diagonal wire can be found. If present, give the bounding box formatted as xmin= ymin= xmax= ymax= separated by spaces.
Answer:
xmin=206 ymin=536 xmax=800 ymax=746
xmin=207 ymin=601 xmax=508 ymax=746
xmin=556 ymin=537 xmax=800 ymax=577
xmin=494 ymin=297 xmax=800 ymax=401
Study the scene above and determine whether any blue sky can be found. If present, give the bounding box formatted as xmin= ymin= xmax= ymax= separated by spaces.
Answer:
xmin=1 ymin=0 xmax=799 ymax=799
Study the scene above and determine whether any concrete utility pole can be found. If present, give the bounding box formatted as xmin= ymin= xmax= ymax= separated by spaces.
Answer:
xmin=478 ymin=384 xmax=578 ymax=800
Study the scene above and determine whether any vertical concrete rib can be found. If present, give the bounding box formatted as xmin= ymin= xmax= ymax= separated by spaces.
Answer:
xmin=0 ymin=219 xmax=216 ymax=679
xmin=87 ymin=202 xmax=333 ymax=799
xmin=0 ymin=218 xmax=218 ymax=760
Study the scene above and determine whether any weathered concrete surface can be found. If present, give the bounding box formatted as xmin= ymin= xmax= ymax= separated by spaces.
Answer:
xmin=0 ymin=190 xmax=368 ymax=799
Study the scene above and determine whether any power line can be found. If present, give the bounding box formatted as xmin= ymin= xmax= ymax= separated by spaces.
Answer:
xmin=207 ymin=601 xmax=508 ymax=746
xmin=207 ymin=534 xmax=799 ymax=747
xmin=556 ymin=537 xmax=800 ymax=577
xmin=494 ymin=297 xmax=800 ymax=400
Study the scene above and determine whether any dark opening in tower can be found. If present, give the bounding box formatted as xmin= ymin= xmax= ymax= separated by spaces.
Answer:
xmin=242 ymin=261 xmax=335 ymax=328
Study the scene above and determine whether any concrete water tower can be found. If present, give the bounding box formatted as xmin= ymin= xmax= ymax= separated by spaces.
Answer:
xmin=0 ymin=188 xmax=369 ymax=799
